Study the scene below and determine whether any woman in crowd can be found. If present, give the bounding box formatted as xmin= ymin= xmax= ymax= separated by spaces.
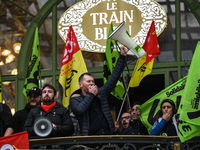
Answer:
xmin=150 ymin=99 xmax=179 ymax=136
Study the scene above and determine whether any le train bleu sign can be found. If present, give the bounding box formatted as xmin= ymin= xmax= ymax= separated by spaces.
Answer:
xmin=58 ymin=0 xmax=167 ymax=53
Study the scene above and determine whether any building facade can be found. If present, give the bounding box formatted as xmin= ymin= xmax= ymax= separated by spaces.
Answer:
xmin=0 ymin=0 xmax=200 ymax=116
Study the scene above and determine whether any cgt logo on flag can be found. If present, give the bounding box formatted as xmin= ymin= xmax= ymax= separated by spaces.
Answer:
xmin=61 ymin=39 xmax=73 ymax=66
xmin=1 ymin=144 xmax=16 ymax=150
xmin=0 ymin=131 xmax=29 ymax=149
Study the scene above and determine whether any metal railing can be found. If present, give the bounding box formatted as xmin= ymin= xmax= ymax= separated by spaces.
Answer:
xmin=29 ymin=135 xmax=200 ymax=150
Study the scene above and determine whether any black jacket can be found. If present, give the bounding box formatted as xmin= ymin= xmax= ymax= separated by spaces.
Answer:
xmin=0 ymin=103 xmax=13 ymax=137
xmin=70 ymin=55 xmax=126 ymax=135
xmin=12 ymin=103 xmax=32 ymax=133
xmin=24 ymin=101 xmax=74 ymax=138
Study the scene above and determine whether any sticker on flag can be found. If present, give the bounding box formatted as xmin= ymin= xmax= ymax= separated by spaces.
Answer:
xmin=0 ymin=131 xmax=29 ymax=149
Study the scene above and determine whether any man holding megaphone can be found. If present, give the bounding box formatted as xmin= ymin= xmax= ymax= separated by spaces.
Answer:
xmin=24 ymin=84 xmax=74 ymax=139
xmin=70 ymin=46 xmax=128 ymax=136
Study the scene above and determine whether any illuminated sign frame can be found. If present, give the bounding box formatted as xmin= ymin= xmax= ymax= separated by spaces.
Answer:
xmin=58 ymin=0 xmax=167 ymax=53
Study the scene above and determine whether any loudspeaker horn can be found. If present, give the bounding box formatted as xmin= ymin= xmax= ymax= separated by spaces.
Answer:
xmin=33 ymin=117 xmax=53 ymax=137
xmin=108 ymin=21 xmax=145 ymax=58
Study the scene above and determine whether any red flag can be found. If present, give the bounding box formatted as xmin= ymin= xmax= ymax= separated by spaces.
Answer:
xmin=143 ymin=20 xmax=160 ymax=64
xmin=129 ymin=20 xmax=160 ymax=87
xmin=58 ymin=25 xmax=87 ymax=107
xmin=0 ymin=131 xmax=29 ymax=149
xmin=61 ymin=26 xmax=80 ymax=66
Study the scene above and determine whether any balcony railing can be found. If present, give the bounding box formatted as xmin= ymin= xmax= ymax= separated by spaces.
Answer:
xmin=29 ymin=135 xmax=200 ymax=150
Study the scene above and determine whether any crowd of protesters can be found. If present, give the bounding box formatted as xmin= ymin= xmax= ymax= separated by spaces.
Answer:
xmin=0 ymin=46 xmax=184 ymax=150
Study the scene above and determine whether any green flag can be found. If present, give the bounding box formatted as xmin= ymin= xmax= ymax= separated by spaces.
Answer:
xmin=103 ymin=22 xmax=125 ymax=100
xmin=138 ymin=76 xmax=187 ymax=133
xmin=178 ymin=41 xmax=200 ymax=142
xmin=23 ymin=26 xmax=41 ymax=99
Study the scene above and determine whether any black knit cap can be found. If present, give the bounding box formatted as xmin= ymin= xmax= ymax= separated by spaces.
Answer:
xmin=160 ymin=99 xmax=175 ymax=110
xmin=28 ymin=87 xmax=42 ymax=96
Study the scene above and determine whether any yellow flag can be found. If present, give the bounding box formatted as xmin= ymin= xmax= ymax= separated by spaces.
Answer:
xmin=129 ymin=54 xmax=154 ymax=87
xmin=58 ymin=25 xmax=87 ymax=107
xmin=129 ymin=21 xmax=160 ymax=87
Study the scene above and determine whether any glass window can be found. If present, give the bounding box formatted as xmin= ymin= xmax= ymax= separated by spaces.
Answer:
xmin=181 ymin=2 xmax=200 ymax=61
xmin=0 ymin=1 xmax=46 ymax=75
xmin=40 ymin=15 xmax=53 ymax=71
xmin=40 ymin=77 xmax=52 ymax=87
xmin=2 ymin=81 xmax=15 ymax=115
xmin=170 ymin=71 xmax=178 ymax=85
xmin=182 ymin=65 xmax=189 ymax=77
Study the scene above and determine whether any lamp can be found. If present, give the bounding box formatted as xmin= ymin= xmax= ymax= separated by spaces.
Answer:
xmin=11 ymin=69 xmax=18 ymax=75
xmin=6 ymin=54 xmax=15 ymax=64
xmin=11 ymin=108 xmax=15 ymax=116
xmin=13 ymin=42 xmax=21 ymax=54
xmin=3 ymin=81 xmax=11 ymax=85
xmin=0 ymin=61 xmax=4 ymax=66
xmin=2 ymin=49 xmax=11 ymax=56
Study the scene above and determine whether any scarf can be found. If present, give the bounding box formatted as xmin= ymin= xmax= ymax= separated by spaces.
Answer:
xmin=41 ymin=101 xmax=56 ymax=112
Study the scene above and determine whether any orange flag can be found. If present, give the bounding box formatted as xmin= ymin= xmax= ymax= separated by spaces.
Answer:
xmin=143 ymin=20 xmax=160 ymax=64
xmin=129 ymin=20 xmax=160 ymax=87
xmin=0 ymin=131 xmax=29 ymax=149
xmin=58 ymin=25 xmax=87 ymax=107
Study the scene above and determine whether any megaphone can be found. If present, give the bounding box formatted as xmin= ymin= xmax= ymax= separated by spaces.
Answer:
xmin=33 ymin=117 xmax=53 ymax=137
xmin=108 ymin=21 xmax=145 ymax=59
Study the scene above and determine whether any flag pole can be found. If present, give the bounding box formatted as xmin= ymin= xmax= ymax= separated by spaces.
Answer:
xmin=117 ymin=85 xmax=130 ymax=121
xmin=116 ymin=44 xmax=131 ymax=121
xmin=123 ymin=74 xmax=131 ymax=108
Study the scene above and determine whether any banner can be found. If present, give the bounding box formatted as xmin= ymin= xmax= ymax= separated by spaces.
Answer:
xmin=0 ymin=131 xmax=29 ymax=149
xmin=138 ymin=76 xmax=187 ymax=133
xmin=23 ymin=26 xmax=41 ymax=99
xmin=129 ymin=20 xmax=160 ymax=87
xmin=103 ymin=22 xmax=125 ymax=100
xmin=58 ymin=25 xmax=87 ymax=107
xmin=178 ymin=41 xmax=200 ymax=142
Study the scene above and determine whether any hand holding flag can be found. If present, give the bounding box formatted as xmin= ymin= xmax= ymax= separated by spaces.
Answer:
xmin=138 ymin=76 xmax=186 ymax=133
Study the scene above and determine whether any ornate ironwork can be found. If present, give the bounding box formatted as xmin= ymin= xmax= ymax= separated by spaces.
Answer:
xmin=29 ymin=135 xmax=200 ymax=150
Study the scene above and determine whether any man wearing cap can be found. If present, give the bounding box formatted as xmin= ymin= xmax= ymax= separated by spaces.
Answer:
xmin=11 ymin=87 xmax=42 ymax=133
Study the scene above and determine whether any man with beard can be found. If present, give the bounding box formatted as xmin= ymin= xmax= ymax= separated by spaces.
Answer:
xmin=5 ymin=87 xmax=41 ymax=135
xmin=24 ymin=84 xmax=74 ymax=138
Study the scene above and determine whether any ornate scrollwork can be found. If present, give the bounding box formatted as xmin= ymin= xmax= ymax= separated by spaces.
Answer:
xmin=58 ymin=0 xmax=167 ymax=53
